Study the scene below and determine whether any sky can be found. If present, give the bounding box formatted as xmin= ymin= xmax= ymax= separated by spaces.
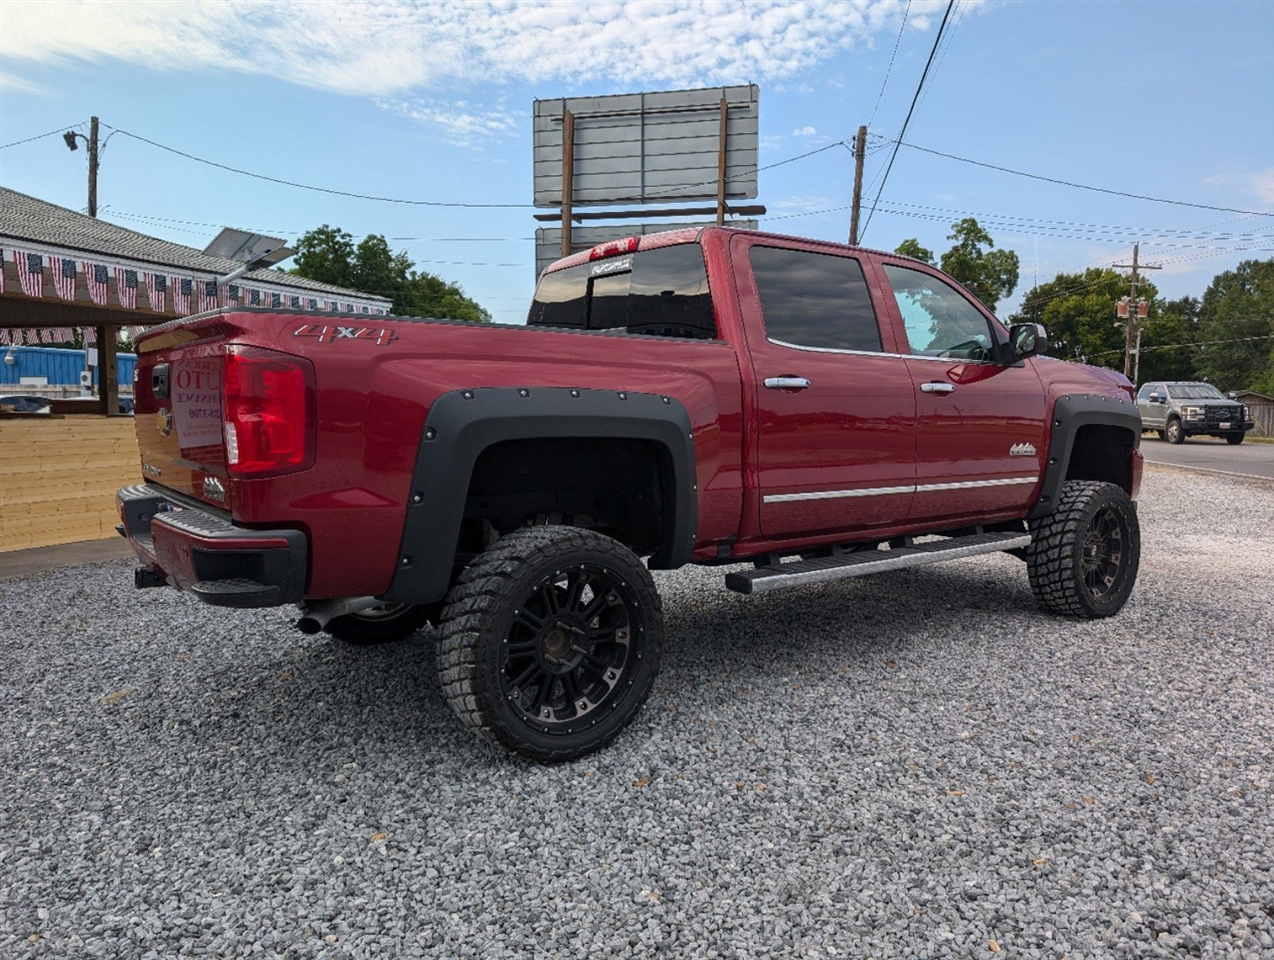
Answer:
xmin=2 ymin=0 xmax=1272 ymax=326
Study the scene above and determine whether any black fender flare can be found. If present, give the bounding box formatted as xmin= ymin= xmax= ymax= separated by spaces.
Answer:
xmin=1028 ymin=393 xmax=1142 ymax=520
xmin=382 ymin=387 xmax=697 ymax=605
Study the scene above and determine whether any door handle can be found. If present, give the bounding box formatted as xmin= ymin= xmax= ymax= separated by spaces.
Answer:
xmin=920 ymin=381 xmax=956 ymax=394
xmin=764 ymin=376 xmax=812 ymax=390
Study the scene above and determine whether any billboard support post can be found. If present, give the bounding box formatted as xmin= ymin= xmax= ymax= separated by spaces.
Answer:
xmin=716 ymin=98 xmax=728 ymax=226
xmin=532 ymin=86 xmax=763 ymax=272
xmin=560 ymin=110 xmax=575 ymax=258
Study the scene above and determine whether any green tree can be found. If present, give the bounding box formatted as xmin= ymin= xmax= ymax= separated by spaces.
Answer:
xmin=938 ymin=218 xmax=1020 ymax=314
xmin=1138 ymin=296 xmax=1197 ymax=384
xmin=291 ymin=224 xmax=355 ymax=289
xmin=291 ymin=225 xmax=489 ymax=322
xmin=893 ymin=239 xmax=935 ymax=265
xmin=398 ymin=270 xmax=492 ymax=323
xmin=1011 ymin=268 xmax=1158 ymax=373
xmin=1193 ymin=258 xmax=1274 ymax=392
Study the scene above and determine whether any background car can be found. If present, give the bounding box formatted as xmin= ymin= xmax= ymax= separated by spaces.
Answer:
xmin=0 ymin=394 xmax=52 ymax=413
xmin=1137 ymin=381 xmax=1254 ymax=444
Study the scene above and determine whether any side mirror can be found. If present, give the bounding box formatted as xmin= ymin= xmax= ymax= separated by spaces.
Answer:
xmin=1148 ymin=393 xmax=1162 ymax=404
xmin=1007 ymin=322 xmax=1048 ymax=362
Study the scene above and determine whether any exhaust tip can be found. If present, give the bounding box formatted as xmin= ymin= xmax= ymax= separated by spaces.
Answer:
xmin=295 ymin=617 xmax=323 ymax=635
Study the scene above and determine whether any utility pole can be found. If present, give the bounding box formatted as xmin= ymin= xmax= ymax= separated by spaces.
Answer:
xmin=848 ymin=125 xmax=867 ymax=246
xmin=1113 ymin=243 xmax=1161 ymax=380
xmin=87 ymin=116 xmax=99 ymax=218
xmin=63 ymin=115 xmax=101 ymax=217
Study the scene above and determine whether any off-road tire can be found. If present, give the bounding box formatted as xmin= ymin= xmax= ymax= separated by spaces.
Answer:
xmin=325 ymin=603 xmax=434 ymax=645
xmin=438 ymin=526 xmax=663 ymax=762
xmin=1165 ymin=417 xmax=1185 ymax=444
xmin=1027 ymin=480 xmax=1140 ymax=618
xmin=1225 ymin=433 xmax=1244 ymax=445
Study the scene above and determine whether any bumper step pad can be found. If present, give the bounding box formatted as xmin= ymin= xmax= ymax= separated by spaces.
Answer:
xmin=725 ymin=532 xmax=1032 ymax=595
xmin=189 ymin=578 xmax=283 ymax=607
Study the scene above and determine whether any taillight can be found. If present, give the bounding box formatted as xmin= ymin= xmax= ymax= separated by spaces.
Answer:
xmin=221 ymin=346 xmax=316 ymax=478
xmin=589 ymin=236 xmax=639 ymax=260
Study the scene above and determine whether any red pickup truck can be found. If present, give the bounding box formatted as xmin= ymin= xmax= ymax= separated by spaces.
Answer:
xmin=118 ymin=226 xmax=1143 ymax=760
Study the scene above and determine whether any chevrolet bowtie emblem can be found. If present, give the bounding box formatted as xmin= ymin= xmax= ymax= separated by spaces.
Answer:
xmin=156 ymin=407 xmax=173 ymax=437
xmin=1009 ymin=442 xmax=1036 ymax=457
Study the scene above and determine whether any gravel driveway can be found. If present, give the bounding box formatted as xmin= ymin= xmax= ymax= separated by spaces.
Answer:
xmin=2 ymin=468 xmax=1272 ymax=959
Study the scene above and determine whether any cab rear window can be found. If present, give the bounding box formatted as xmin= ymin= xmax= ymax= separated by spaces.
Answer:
xmin=527 ymin=243 xmax=718 ymax=340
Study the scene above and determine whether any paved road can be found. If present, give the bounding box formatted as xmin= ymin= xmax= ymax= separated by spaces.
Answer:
xmin=1140 ymin=431 xmax=1274 ymax=479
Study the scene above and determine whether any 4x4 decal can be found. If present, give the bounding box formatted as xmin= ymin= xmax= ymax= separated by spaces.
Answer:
xmin=293 ymin=324 xmax=399 ymax=346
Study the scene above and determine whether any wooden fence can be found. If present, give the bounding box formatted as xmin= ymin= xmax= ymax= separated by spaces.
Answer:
xmin=1247 ymin=400 xmax=1274 ymax=438
xmin=0 ymin=415 xmax=139 ymax=552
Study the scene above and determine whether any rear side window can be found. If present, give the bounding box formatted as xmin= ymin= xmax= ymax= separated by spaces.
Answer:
xmin=748 ymin=246 xmax=882 ymax=352
xmin=527 ymin=244 xmax=717 ymax=339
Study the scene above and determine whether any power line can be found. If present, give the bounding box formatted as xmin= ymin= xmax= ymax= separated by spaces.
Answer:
xmin=860 ymin=0 xmax=956 ymax=243
xmin=882 ymin=137 xmax=1274 ymax=217
xmin=868 ymin=0 xmax=911 ymax=127
xmin=1019 ymin=245 xmax=1274 ymax=311
xmin=914 ymin=0 xmax=968 ymax=114
xmin=107 ymin=209 xmax=536 ymax=241
xmin=105 ymin=126 xmax=533 ymax=209
xmin=758 ymin=199 xmax=1274 ymax=252
xmin=0 ymin=121 xmax=88 ymax=150
xmin=868 ymin=205 xmax=1274 ymax=248
xmin=1084 ymin=334 xmax=1273 ymax=361
xmin=102 ymin=123 xmax=850 ymax=216
xmin=871 ymin=199 xmax=1274 ymax=240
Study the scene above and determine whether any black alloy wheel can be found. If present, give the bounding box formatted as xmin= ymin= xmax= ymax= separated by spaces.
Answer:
xmin=438 ymin=526 xmax=663 ymax=761
xmin=502 ymin=563 xmax=641 ymax=730
xmin=1079 ymin=503 xmax=1129 ymax=602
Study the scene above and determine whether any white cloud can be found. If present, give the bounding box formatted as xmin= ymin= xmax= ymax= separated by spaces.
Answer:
xmin=1203 ymin=168 xmax=1274 ymax=206
xmin=1248 ymin=169 xmax=1274 ymax=205
xmin=0 ymin=70 xmax=47 ymax=95
xmin=2 ymin=0 xmax=976 ymax=145
xmin=1 ymin=1 xmax=973 ymax=96
xmin=377 ymin=98 xmax=517 ymax=147
xmin=792 ymin=126 xmax=818 ymax=137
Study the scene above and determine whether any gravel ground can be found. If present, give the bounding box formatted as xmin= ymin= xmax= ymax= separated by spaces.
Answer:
xmin=2 ymin=467 xmax=1272 ymax=960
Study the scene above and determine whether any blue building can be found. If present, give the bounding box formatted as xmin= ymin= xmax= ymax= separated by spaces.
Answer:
xmin=1 ymin=344 xmax=137 ymax=392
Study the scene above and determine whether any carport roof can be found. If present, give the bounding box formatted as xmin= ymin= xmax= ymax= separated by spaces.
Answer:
xmin=0 ymin=187 xmax=391 ymax=302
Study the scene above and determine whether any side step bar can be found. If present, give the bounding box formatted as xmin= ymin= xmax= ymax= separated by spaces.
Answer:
xmin=724 ymin=532 xmax=1032 ymax=595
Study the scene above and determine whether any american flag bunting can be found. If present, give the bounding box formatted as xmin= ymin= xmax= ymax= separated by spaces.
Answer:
xmin=50 ymin=256 xmax=78 ymax=301
xmin=15 ymin=250 xmax=45 ymax=298
xmin=82 ymin=262 xmax=110 ymax=305
xmin=145 ymin=272 xmax=167 ymax=312
xmin=173 ymin=277 xmax=192 ymax=315
xmin=197 ymin=280 xmax=218 ymax=313
xmin=114 ymin=267 xmax=139 ymax=309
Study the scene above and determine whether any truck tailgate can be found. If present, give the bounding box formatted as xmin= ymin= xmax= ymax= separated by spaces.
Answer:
xmin=133 ymin=329 xmax=229 ymax=509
